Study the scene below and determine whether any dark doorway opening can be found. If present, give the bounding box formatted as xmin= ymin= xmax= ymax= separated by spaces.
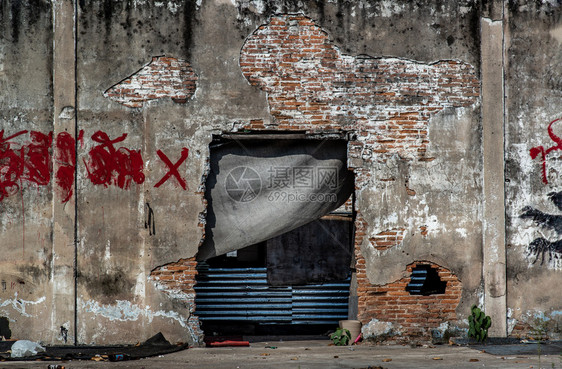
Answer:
xmin=194 ymin=215 xmax=353 ymax=336
xmin=194 ymin=134 xmax=355 ymax=337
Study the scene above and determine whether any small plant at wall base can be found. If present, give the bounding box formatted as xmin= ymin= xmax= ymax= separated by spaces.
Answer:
xmin=529 ymin=315 xmax=550 ymax=369
xmin=468 ymin=305 xmax=492 ymax=342
xmin=329 ymin=328 xmax=352 ymax=346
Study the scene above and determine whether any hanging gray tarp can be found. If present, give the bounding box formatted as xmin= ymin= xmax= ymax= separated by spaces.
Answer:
xmin=197 ymin=139 xmax=353 ymax=261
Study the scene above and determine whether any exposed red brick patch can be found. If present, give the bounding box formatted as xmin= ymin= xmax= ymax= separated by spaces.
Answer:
xmin=240 ymin=14 xmax=479 ymax=161
xmin=248 ymin=119 xmax=265 ymax=129
xmin=510 ymin=319 xmax=552 ymax=340
xmin=354 ymin=211 xmax=369 ymax=249
xmin=353 ymin=220 xmax=462 ymax=341
xmin=104 ymin=56 xmax=198 ymax=108
xmin=149 ymin=257 xmax=198 ymax=296
xmin=369 ymin=228 xmax=406 ymax=251
xmin=510 ymin=321 xmax=533 ymax=339
xmin=419 ymin=226 xmax=429 ymax=237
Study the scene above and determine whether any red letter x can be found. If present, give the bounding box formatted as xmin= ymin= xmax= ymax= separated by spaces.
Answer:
xmin=154 ymin=148 xmax=189 ymax=190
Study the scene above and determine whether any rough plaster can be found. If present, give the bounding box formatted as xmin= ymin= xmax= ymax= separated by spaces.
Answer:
xmin=1 ymin=0 xmax=560 ymax=344
xmin=2 ymin=1 xmax=484 ymax=344
xmin=358 ymin=108 xmax=482 ymax=293
xmin=505 ymin=1 xmax=562 ymax=338
xmin=0 ymin=294 xmax=46 ymax=318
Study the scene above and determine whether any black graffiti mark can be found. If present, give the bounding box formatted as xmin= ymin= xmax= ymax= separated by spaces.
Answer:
xmin=520 ymin=190 xmax=562 ymax=266
xmin=145 ymin=202 xmax=155 ymax=236
xmin=547 ymin=191 xmax=562 ymax=211
xmin=527 ymin=238 xmax=562 ymax=265
xmin=520 ymin=206 xmax=562 ymax=234
xmin=60 ymin=326 xmax=68 ymax=344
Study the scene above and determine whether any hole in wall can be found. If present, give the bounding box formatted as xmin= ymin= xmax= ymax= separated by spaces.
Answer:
xmin=405 ymin=264 xmax=447 ymax=296
xmin=194 ymin=132 xmax=355 ymax=336
xmin=60 ymin=326 xmax=68 ymax=344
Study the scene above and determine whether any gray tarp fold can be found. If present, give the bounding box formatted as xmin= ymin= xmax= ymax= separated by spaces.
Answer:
xmin=197 ymin=139 xmax=353 ymax=261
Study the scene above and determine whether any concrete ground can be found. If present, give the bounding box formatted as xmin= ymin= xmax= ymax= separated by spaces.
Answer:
xmin=0 ymin=339 xmax=560 ymax=369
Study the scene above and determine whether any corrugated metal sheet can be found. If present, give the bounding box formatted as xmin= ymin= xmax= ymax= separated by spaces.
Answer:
xmin=194 ymin=266 xmax=350 ymax=324
xmin=405 ymin=267 xmax=428 ymax=295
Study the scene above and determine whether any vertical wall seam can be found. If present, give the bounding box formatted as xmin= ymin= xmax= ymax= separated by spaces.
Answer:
xmin=73 ymin=0 xmax=78 ymax=346
xmin=501 ymin=0 xmax=508 ymax=337
xmin=50 ymin=0 xmax=57 ymax=345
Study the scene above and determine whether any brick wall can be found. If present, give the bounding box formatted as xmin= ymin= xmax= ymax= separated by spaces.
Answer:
xmin=369 ymin=228 xmax=406 ymax=251
xmin=353 ymin=215 xmax=462 ymax=341
xmin=104 ymin=56 xmax=198 ymax=108
xmin=237 ymin=15 xmax=474 ymax=341
xmin=149 ymin=257 xmax=199 ymax=298
xmin=510 ymin=322 xmax=533 ymax=339
xmin=149 ymin=258 xmax=204 ymax=342
xmin=240 ymin=14 xmax=479 ymax=161
xmin=149 ymin=14 xmax=476 ymax=342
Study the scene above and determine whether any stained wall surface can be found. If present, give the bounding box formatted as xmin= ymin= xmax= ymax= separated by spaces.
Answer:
xmin=0 ymin=0 xmax=59 ymax=343
xmin=0 ymin=0 xmax=559 ymax=345
xmin=505 ymin=1 xmax=562 ymax=339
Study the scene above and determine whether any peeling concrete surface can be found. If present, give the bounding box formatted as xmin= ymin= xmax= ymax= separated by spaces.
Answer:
xmin=0 ymin=0 xmax=560 ymax=345
xmin=505 ymin=1 xmax=562 ymax=340
xmin=0 ymin=294 xmax=46 ymax=318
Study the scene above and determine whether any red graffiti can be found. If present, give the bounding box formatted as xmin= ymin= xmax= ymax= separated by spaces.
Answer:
xmin=530 ymin=118 xmax=562 ymax=184
xmin=154 ymin=148 xmax=189 ymax=190
xmin=84 ymin=131 xmax=145 ymax=189
xmin=23 ymin=131 xmax=53 ymax=186
xmin=0 ymin=130 xmax=28 ymax=201
xmin=0 ymin=129 xmax=190 ymax=203
xmin=0 ymin=130 xmax=53 ymax=201
xmin=55 ymin=130 xmax=84 ymax=203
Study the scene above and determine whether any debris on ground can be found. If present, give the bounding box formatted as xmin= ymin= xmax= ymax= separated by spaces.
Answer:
xmin=10 ymin=340 xmax=46 ymax=358
xmin=209 ymin=340 xmax=250 ymax=347
xmin=0 ymin=332 xmax=187 ymax=361
xmin=204 ymin=336 xmax=250 ymax=347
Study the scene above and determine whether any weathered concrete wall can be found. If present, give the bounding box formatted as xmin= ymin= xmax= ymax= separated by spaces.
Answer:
xmin=0 ymin=0 xmax=558 ymax=345
xmin=505 ymin=1 xmax=562 ymax=339
xmin=0 ymin=0 xmax=484 ymax=344
xmin=81 ymin=0 xmax=482 ymax=343
xmin=0 ymin=0 xmax=59 ymax=343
